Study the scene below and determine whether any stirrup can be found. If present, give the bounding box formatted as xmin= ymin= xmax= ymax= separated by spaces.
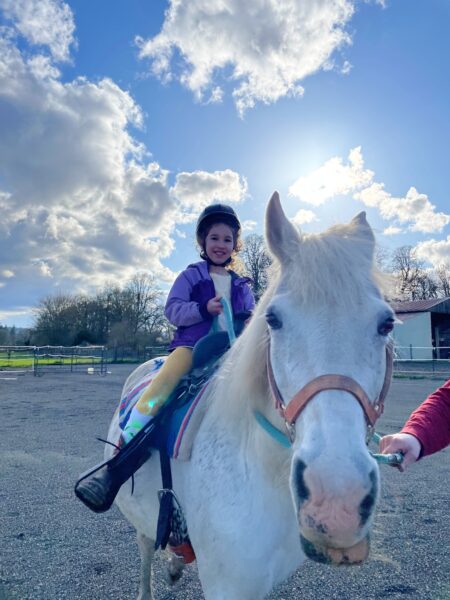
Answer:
xmin=75 ymin=437 xmax=122 ymax=489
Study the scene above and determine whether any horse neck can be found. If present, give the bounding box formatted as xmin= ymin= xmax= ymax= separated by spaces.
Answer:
xmin=209 ymin=321 xmax=291 ymax=483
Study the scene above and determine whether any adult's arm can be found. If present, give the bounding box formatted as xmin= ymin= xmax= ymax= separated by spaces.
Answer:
xmin=401 ymin=380 xmax=450 ymax=458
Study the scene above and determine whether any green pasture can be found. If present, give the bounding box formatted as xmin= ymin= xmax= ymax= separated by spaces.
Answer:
xmin=0 ymin=352 xmax=103 ymax=369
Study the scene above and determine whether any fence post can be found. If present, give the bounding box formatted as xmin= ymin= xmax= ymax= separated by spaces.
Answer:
xmin=409 ymin=344 xmax=413 ymax=360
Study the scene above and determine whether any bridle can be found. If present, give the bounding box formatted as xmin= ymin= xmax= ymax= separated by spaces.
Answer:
xmin=266 ymin=340 xmax=394 ymax=443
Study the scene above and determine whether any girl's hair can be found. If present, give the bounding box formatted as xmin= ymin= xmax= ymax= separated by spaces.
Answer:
xmin=197 ymin=215 xmax=242 ymax=269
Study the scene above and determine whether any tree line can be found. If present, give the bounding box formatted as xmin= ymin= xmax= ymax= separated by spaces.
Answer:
xmin=2 ymin=236 xmax=450 ymax=349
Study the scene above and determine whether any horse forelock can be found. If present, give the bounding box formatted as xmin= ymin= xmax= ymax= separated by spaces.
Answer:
xmin=274 ymin=224 xmax=384 ymax=308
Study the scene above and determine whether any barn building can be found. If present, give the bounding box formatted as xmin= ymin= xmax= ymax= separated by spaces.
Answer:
xmin=390 ymin=297 xmax=450 ymax=359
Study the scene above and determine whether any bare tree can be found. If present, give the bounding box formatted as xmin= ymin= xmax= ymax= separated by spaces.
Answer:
xmin=435 ymin=264 xmax=450 ymax=297
xmin=31 ymin=275 xmax=167 ymax=347
xmin=390 ymin=245 xmax=427 ymax=301
xmin=415 ymin=271 xmax=438 ymax=300
xmin=241 ymin=234 xmax=272 ymax=302
xmin=374 ymin=244 xmax=391 ymax=271
xmin=123 ymin=273 xmax=165 ymax=336
xmin=32 ymin=293 xmax=79 ymax=345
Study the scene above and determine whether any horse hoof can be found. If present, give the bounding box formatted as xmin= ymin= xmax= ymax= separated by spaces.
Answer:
xmin=165 ymin=553 xmax=185 ymax=586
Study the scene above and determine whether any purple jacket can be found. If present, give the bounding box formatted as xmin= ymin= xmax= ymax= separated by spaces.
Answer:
xmin=165 ymin=261 xmax=255 ymax=350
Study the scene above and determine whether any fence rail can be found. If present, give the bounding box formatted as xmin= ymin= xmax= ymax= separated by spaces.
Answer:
xmin=2 ymin=345 xmax=449 ymax=379
xmin=393 ymin=345 xmax=450 ymax=378
xmin=0 ymin=345 xmax=107 ymax=376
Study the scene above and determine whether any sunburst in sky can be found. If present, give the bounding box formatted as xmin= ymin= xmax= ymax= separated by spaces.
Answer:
xmin=1 ymin=0 xmax=449 ymax=327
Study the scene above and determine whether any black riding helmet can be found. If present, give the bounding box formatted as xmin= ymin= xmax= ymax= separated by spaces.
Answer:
xmin=195 ymin=204 xmax=241 ymax=247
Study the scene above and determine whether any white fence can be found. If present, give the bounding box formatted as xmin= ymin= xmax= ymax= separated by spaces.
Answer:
xmin=394 ymin=345 xmax=450 ymax=378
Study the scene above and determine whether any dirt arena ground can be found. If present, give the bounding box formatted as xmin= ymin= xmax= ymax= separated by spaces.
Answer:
xmin=0 ymin=366 xmax=449 ymax=600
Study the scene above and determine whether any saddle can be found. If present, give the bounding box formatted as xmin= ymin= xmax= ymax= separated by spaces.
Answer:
xmin=149 ymin=332 xmax=231 ymax=555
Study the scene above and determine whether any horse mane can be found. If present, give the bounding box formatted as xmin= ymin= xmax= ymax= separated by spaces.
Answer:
xmin=278 ymin=221 xmax=385 ymax=308
xmin=218 ymin=219 xmax=387 ymax=425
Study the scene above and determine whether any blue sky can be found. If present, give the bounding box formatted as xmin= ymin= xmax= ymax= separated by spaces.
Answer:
xmin=1 ymin=0 xmax=449 ymax=328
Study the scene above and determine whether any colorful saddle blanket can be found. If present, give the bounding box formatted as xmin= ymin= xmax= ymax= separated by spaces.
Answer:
xmin=118 ymin=359 xmax=211 ymax=461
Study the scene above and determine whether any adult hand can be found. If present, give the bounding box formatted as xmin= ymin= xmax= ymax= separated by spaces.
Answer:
xmin=207 ymin=295 xmax=223 ymax=316
xmin=379 ymin=432 xmax=422 ymax=472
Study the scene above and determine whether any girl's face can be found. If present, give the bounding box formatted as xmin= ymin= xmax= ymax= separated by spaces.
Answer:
xmin=204 ymin=223 xmax=234 ymax=265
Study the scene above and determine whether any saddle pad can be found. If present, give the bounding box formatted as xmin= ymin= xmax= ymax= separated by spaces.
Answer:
xmin=118 ymin=360 xmax=210 ymax=461
xmin=118 ymin=358 xmax=166 ymax=429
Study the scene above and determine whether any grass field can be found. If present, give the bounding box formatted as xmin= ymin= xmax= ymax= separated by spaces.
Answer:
xmin=0 ymin=349 xmax=104 ymax=370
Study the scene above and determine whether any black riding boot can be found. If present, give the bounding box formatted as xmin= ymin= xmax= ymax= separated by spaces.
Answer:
xmin=74 ymin=424 xmax=154 ymax=513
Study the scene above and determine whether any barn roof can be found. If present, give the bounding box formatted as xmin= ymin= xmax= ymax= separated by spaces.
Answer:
xmin=390 ymin=298 xmax=450 ymax=314
xmin=395 ymin=312 xmax=421 ymax=322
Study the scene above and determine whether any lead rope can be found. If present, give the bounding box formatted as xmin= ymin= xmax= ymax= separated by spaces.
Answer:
xmin=219 ymin=297 xmax=236 ymax=345
xmin=220 ymin=299 xmax=402 ymax=466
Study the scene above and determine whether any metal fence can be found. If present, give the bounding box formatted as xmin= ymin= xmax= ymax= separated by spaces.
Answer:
xmin=2 ymin=344 xmax=449 ymax=380
xmin=0 ymin=345 xmax=169 ymax=377
xmin=0 ymin=345 xmax=107 ymax=376
xmin=33 ymin=345 xmax=107 ymax=376
xmin=393 ymin=345 xmax=450 ymax=378
xmin=0 ymin=346 xmax=34 ymax=378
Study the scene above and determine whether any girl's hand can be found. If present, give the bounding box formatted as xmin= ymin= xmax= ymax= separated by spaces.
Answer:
xmin=379 ymin=433 xmax=422 ymax=472
xmin=207 ymin=295 xmax=223 ymax=316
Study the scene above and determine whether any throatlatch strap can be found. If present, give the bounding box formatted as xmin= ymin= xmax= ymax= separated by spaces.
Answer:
xmin=155 ymin=450 xmax=174 ymax=551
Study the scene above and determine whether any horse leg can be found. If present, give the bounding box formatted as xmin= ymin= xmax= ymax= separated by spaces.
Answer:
xmin=136 ymin=532 xmax=155 ymax=600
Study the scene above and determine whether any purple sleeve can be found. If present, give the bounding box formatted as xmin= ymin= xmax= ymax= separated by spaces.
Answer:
xmin=164 ymin=271 xmax=205 ymax=327
xmin=243 ymin=282 xmax=255 ymax=312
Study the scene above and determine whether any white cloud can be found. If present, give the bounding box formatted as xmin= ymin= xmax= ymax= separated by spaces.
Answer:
xmin=341 ymin=60 xmax=352 ymax=75
xmin=289 ymin=147 xmax=374 ymax=205
xmin=136 ymin=0 xmax=377 ymax=115
xmin=355 ymin=184 xmax=450 ymax=234
xmin=0 ymin=23 xmax=247 ymax=319
xmin=242 ymin=219 xmax=257 ymax=232
xmin=383 ymin=225 xmax=402 ymax=236
xmin=288 ymin=146 xmax=449 ymax=235
xmin=0 ymin=306 xmax=34 ymax=321
xmin=415 ymin=237 xmax=450 ymax=268
xmin=171 ymin=169 xmax=248 ymax=215
xmin=0 ymin=0 xmax=76 ymax=62
xmin=292 ymin=209 xmax=318 ymax=226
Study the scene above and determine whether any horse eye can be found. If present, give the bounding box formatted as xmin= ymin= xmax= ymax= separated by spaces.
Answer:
xmin=266 ymin=310 xmax=282 ymax=330
xmin=378 ymin=317 xmax=395 ymax=336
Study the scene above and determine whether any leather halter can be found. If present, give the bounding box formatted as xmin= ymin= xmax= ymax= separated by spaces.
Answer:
xmin=266 ymin=341 xmax=393 ymax=438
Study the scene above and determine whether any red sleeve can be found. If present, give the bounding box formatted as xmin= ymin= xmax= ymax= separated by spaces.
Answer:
xmin=401 ymin=380 xmax=450 ymax=458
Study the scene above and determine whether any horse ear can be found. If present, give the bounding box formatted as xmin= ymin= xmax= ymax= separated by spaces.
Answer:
xmin=265 ymin=191 xmax=301 ymax=263
xmin=349 ymin=211 xmax=375 ymax=261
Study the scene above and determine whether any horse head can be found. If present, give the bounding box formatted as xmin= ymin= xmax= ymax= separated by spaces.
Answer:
xmin=262 ymin=191 xmax=394 ymax=566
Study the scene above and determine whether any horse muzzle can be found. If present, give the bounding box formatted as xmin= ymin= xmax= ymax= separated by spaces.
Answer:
xmin=300 ymin=533 xmax=370 ymax=566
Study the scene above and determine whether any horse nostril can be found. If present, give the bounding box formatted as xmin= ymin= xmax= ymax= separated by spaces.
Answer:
xmin=293 ymin=459 xmax=309 ymax=506
xmin=359 ymin=469 xmax=378 ymax=526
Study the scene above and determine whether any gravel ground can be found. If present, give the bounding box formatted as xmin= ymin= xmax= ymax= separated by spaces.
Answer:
xmin=0 ymin=366 xmax=449 ymax=600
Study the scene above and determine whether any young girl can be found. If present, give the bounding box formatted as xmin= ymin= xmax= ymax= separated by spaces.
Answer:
xmin=75 ymin=203 xmax=254 ymax=513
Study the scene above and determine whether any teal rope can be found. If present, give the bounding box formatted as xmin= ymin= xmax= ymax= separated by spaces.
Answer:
xmin=254 ymin=411 xmax=292 ymax=448
xmin=370 ymin=432 xmax=404 ymax=465
xmin=219 ymin=297 xmax=236 ymax=345
xmin=252 ymin=413 xmax=404 ymax=465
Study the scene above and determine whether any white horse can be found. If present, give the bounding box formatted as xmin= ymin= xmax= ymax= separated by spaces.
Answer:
xmin=106 ymin=192 xmax=395 ymax=600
